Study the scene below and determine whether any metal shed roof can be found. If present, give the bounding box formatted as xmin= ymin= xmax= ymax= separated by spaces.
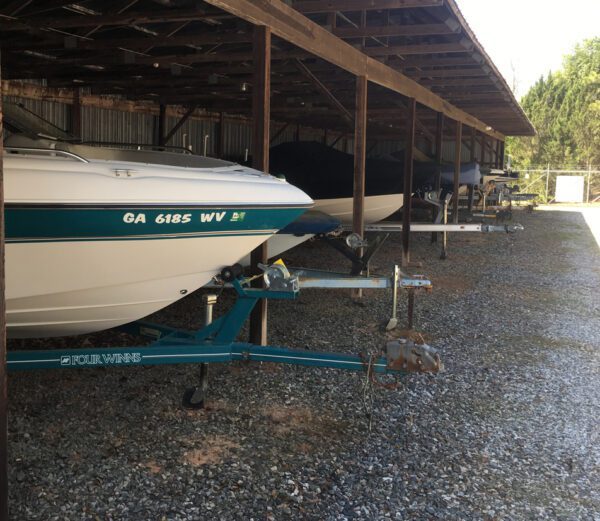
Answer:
xmin=0 ymin=0 xmax=534 ymax=141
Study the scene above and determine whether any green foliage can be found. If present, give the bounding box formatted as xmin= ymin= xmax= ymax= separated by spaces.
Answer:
xmin=507 ymin=38 xmax=600 ymax=169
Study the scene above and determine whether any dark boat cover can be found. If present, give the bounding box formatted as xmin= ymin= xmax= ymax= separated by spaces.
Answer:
xmin=270 ymin=142 xmax=481 ymax=199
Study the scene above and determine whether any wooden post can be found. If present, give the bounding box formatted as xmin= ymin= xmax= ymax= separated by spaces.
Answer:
xmin=481 ymin=133 xmax=487 ymax=167
xmin=499 ymin=141 xmax=505 ymax=169
xmin=494 ymin=139 xmax=501 ymax=168
xmin=249 ymin=25 xmax=271 ymax=346
xmin=0 ymin=50 xmax=8 ymax=521
xmin=453 ymin=121 xmax=462 ymax=224
xmin=71 ymin=88 xmax=81 ymax=140
xmin=431 ymin=111 xmax=443 ymax=244
xmin=352 ymin=76 xmax=368 ymax=248
xmin=434 ymin=112 xmax=444 ymax=194
xmin=157 ymin=103 xmax=166 ymax=147
xmin=402 ymin=98 xmax=416 ymax=267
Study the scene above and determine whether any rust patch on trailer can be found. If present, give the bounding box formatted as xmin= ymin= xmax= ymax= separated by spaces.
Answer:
xmin=387 ymin=328 xmax=432 ymax=344
xmin=386 ymin=340 xmax=443 ymax=374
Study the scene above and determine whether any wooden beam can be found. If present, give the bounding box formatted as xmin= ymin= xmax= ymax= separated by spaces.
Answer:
xmin=249 ymin=25 xmax=271 ymax=346
xmin=395 ymin=56 xmax=478 ymax=69
xmin=270 ymin=122 xmax=290 ymax=145
xmin=352 ymin=75 xmax=368 ymax=258
xmin=294 ymin=59 xmax=353 ymax=124
xmin=293 ymin=0 xmax=444 ymax=13
xmin=431 ymin=111 xmax=443 ymax=243
xmin=0 ymin=49 xmax=8 ymax=521
xmin=0 ymin=8 xmax=217 ymax=30
xmin=2 ymin=81 xmax=236 ymax=123
xmin=434 ymin=112 xmax=444 ymax=192
xmin=453 ymin=120 xmax=462 ymax=224
xmin=364 ymin=42 xmax=468 ymax=58
xmin=3 ymin=31 xmax=252 ymax=52
xmin=163 ymin=104 xmax=197 ymax=145
xmin=419 ymin=78 xmax=494 ymax=87
xmin=329 ymin=133 xmax=344 ymax=148
xmin=1 ymin=0 xmax=34 ymax=16
xmin=202 ymin=0 xmax=505 ymax=140
xmin=402 ymin=97 xmax=416 ymax=267
xmin=333 ymin=23 xmax=458 ymax=39
xmin=409 ymin=68 xmax=488 ymax=79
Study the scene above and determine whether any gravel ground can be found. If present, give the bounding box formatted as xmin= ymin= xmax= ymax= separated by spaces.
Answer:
xmin=7 ymin=206 xmax=600 ymax=521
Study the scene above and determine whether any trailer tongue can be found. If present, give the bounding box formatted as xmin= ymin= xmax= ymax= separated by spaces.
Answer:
xmin=7 ymin=262 xmax=442 ymax=401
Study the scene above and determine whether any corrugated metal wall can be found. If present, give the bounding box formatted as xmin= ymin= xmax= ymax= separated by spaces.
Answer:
xmin=5 ymin=96 xmax=70 ymax=134
xmin=81 ymin=106 xmax=155 ymax=145
xmin=4 ymin=95 xmax=496 ymax=165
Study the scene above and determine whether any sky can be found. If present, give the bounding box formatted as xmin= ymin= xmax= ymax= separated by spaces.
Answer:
xmin=456 ymin=0 xmax=600 ymax=98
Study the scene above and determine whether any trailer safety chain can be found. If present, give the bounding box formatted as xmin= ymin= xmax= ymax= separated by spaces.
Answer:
xmin=361 ymin=354 xmax=375 ymax=433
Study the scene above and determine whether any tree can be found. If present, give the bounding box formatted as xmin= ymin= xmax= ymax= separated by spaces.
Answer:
xmin=507 ymin=38 xmax=600 ymax=169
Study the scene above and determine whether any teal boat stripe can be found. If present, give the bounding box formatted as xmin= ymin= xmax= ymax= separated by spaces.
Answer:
xmin=7 ymin=206 xmax=306 ymax=241
xmin=7 ymin=230 xmax=274 ymax=244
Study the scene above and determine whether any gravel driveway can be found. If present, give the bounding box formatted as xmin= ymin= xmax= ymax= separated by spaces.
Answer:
xmin=7 ymin=206 xmax=600 ymax=520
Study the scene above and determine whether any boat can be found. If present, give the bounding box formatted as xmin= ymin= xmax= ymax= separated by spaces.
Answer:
xmin=413 ymin=160 xmax=481 ymax=188
xmin=269 ymin=141 xmax=407 ymax=225
xmin=4 ymin=136 xmax=312 ymax=338
xmin=239 ymin=210 xmax=341 ymax=266
xmin=481 ymin=168 xmax=519 ymax=186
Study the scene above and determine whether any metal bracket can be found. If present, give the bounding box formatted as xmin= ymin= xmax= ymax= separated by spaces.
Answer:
xmin=321 ymin=233 xmax=390 ymax=276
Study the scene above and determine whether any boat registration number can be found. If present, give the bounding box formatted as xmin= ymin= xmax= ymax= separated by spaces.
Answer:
xmin=123 ymin=212 xmax=193 ymax=224
xmin=122 ymin=211 xmax=245 ymax=225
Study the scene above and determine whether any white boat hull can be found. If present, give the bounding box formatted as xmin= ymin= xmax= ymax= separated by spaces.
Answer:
xmin=4 ymin=144 xmax=312 ymax=338
xmin=313 ymin=193 xmax=404 ymax=225
xmin=240 ymin=193 xmax=405 ymax=265
xmin=7 ymin=235 xmax=270 ymax=338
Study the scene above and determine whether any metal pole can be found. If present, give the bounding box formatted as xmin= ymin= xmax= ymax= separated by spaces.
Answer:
xmin=0 ymin=49 xmax=8 ymax=521
xmin=407 ymin=289 xmax=415 ymax=330
xmin=441 ymin=196 xmax=448 ymax=259
xmin=545 ymin=164 xmax=550 ymax=203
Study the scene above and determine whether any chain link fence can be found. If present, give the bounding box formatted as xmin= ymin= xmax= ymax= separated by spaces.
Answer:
xmin=515 ymin=166 xmax=600 ymax=203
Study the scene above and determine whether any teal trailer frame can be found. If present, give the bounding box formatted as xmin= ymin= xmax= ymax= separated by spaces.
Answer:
xmin=7 ymin=277 xmax=400 ymax=375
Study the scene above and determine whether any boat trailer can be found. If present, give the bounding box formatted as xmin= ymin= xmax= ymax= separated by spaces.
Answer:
xmin=7 ymin=263 xmax=441 ymax=407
